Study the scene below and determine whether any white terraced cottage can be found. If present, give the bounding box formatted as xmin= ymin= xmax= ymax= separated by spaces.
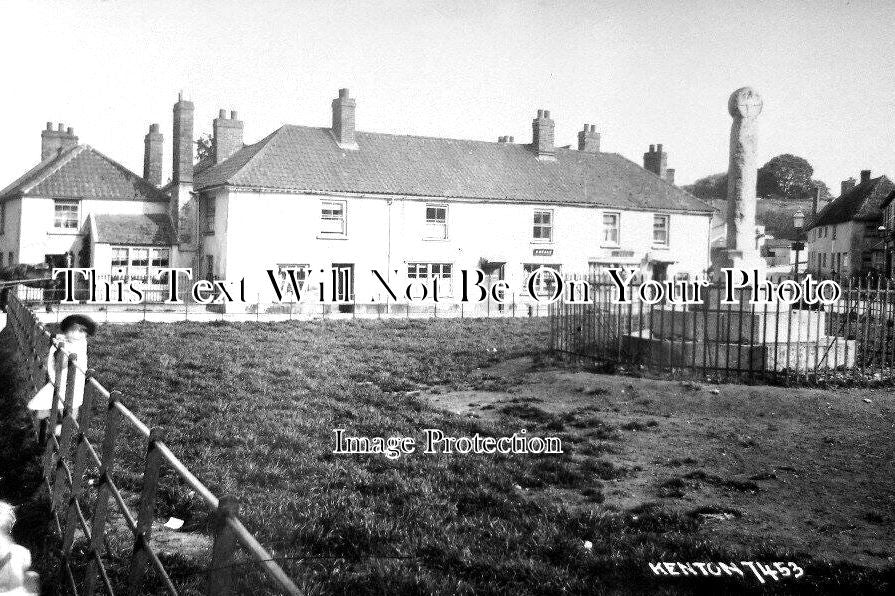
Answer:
xmin=0 ymin=90 xmax=714 ymax=312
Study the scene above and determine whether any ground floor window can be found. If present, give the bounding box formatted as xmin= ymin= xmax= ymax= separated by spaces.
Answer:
xmin=407 ymin=262 xmax=453 ymax=294
xmin=111 ymin=246 xmax=170 ymax=282
xmin=523 ymin=263 xmax=561 ymax=297
xmin=275 ymin=263 xmax=309 ymax=297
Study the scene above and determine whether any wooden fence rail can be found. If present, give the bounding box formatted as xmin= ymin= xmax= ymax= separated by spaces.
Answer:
xmin=5 ymin=289 xmax=303 ymax=596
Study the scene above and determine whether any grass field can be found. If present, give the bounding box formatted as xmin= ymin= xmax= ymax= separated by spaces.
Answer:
xmin=2 ymin=317 xmax=894 ymax=594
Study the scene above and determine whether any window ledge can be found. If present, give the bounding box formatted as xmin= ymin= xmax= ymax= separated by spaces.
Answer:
xmin=48 ymin=230 xmax=83 ymax=236
xmin=600 ymin=244 xmax=621 ymax=249
xmin=530 ymin=240 xmax=555 ymax=245
xmin=317 ymin=234 xmax=348 ymax=240
xmin=651 ymin=245 xmax=670 ymax=250
xmin=423 ymin=237 xmax=449 ymax=242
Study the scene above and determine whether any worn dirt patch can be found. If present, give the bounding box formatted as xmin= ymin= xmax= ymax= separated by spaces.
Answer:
xmin=425 ymin=357 xmax=895 ymax=570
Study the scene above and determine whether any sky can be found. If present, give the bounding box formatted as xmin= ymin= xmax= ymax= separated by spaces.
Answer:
xmin=1 ymin=0 xmax=893 ymax=191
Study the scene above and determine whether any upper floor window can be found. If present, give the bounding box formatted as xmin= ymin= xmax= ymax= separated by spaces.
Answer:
xmin=653 ymin=214 xmax=669 ymax=246
xmin=602 ymin=212 xmax=620 ymax=245
xmin=532 ymin=209 xmax=553 ymax=242
xmin=205 ymin=198 xmax=216 ymax=234
xmin=425 ymin=204 xmax=448 ymax=239
xmin=54 ymin=199 xmax=79 ymax=229
xmin=321 ymin=200 xmax=346 ymax=235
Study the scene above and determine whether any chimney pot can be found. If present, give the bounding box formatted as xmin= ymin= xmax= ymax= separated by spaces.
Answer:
xmin=644 ymin=143 xmax=668 ymax=177
xmin=532 ymin=109 xmax=555 ymax=158
xmin=665 ymin=168 xmax=676 ymax=185
xmin=67 ymin=127 xmax=73 ymax=135
xmin=57 ymin=123 xmax=64 ymax=131
xmin=509 ymin=136 xmax=514 ymax=143
xmin=860 ymin=169 xmax=871 ymax=183
xmin=46 ymin=122 xmax=53 ymax=131
xmin=332 ymin=88 xmax=357 ymax=148
xmin=577 ymin=123 xmax=601 ymax=153
xmin=144 ymin=122 xmax=164 ymax=186
xmin=230 ymin=110 xmax=238 ymax=120
xmin=173 ymin=94 xmax=195 ymax=184
xmin=213 ymin=106 xmax=244 ymax=163
xmin=841 ymin=177 xmax=856 ymax=195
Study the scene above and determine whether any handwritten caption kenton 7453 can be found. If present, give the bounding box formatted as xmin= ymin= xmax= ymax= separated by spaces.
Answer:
xmin=650 ymin=561 xmax=804 ymax=584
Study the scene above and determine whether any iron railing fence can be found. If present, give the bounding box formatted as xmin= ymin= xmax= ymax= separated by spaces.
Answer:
xmin=549 ymin=274 xmax=895 ymax=385
xmin=5 ymin=289 xmax=303 ymax=595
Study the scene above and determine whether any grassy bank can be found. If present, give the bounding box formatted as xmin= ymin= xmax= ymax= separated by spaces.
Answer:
xmin=13 ymin=317 xmax=894 ymax=594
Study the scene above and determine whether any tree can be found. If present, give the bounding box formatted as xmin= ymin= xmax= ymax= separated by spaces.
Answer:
xmin=757 ymin=154 xmax=832 ymax=202
xmin=196 ymin=133 xmax=214 ymax=162
xmin=683 ymin=172 xmax=727 ymax=202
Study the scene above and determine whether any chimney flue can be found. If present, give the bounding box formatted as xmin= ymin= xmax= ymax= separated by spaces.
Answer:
xmin=332 ymin=88 xmax=357 ymax=149
xmin=532 ymin=108 xmax=555 ymax=159
xmin=577 ymin=123 xmax=600 ymax=153
xmin=860 ymin=169 xmax=872 ymax=184
xmin=643 ymin=143 xmax=667 ymax=178
xmin=41 ymin=121 xmax=78 ymax=160
xmin=213 ymin=108 xmax=244 ymax=164
xmin=665 ymin=168 xmax=676 ymax=186
xmin=841 ymin=177 xmax=856 ymax=195
xmin=143 ymin=123 xmax=164 ymax=186
xmin=173 ymin=94 xmax=194 ymax=184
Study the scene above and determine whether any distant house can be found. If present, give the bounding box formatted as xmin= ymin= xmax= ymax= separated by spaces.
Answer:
xmin=806 ymin=171 xmax=894 ymax=277
xmin=879 ymin=189 xmax=895 ymax=276
xmin=0 ymin=123 xmax=173 ymax=283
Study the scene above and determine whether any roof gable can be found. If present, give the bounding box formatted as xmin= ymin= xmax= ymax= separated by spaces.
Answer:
xmin=194 ymin=126 xmax=711 ymax=213
xmin=809 ymin=176 xmax=894 ymax=229
xmin=1 ymin=146 xmax=168 ymax=202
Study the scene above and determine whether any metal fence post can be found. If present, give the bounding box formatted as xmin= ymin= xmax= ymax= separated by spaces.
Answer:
xmin=84 ymin=390 xmax=123 ymax=596
xmin=206 ymin=496 xmax=240 ymax=596
xmin=62 ymin=370 xmax=96 ymax=557
xmin=43 ymin=346 xmax=67 ymax=485
xmin=128 ymin=427 xmax=166 ymax=595
xmin=52 ymin=353 xmax=80 ymax=515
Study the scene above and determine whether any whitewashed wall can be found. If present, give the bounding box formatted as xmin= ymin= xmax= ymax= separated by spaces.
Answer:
xmin=212 ymin=190 xmax=711 ymax=308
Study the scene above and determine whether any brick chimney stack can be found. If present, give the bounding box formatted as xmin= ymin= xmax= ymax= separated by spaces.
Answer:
xmin=143 ymin=123 xmax=163 ymax=186
xmin=860 ymin=169 xmax=872 ymax=184
xmin=213 ymin=109 xmax=244 ymax=164
xmin=41 ymin=122 xmax=78 ymax=160
xmin=532 ymin=109 xmax=555 ymax=159
xmin=173 ymin=93 xmax=194 ymax=184
xmin=665 ymin=168 xmax=676 ymax=186
xmin=841 ymin=177 xmax=856 ymax=195
xmin=332 ymin=88 xmax=357 ymax=149
xmin=171 ymin=92 xmax=196 ymax=246
xmin=577 ymin=124 xmax=600 ymax=153
xmin=643 ymin=144 xmax=667 ymax=178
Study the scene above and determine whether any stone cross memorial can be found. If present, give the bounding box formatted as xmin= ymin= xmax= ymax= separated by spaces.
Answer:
xmin=715 ymin=86 xmax=766 ymax=276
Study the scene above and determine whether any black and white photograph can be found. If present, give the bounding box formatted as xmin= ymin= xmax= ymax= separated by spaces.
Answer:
xmin=0 ymin=1 xmax=893 ymax=594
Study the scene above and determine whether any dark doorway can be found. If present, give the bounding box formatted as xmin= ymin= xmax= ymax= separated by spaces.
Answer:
xmin=332 ymin=263 xmax=355 ymax=313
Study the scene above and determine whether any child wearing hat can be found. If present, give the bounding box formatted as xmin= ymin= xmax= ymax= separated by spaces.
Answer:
xmin=27 ymin=314 xmax=97 ymax=441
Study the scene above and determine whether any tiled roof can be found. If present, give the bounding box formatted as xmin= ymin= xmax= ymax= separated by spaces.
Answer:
xmin=92 ymin=213 xmax=175 ymax=245
xmin=194 ymin=126 xmax=712 ymax=213
xmin=808 ymin=176 xmax=894 ymax=229
xmin=0 ymin=146 xmax=168 ymax=202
